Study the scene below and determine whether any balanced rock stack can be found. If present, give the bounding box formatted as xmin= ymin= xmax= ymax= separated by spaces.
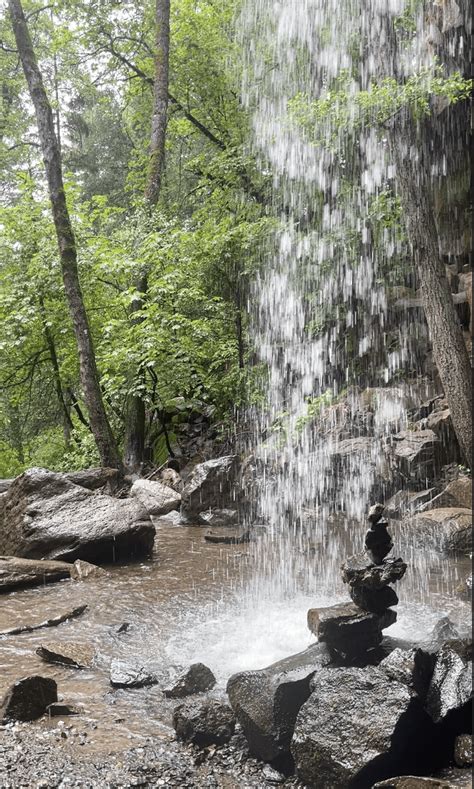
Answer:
xmin=307 ymin=504 xmax=407 ymax=662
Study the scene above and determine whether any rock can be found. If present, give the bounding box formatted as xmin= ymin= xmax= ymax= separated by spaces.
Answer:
xmin=130 ymin=478 xmax=181 ymax=517
xmin=402 ymin=509 xmax=472 ymax=554
xmin=159 ymin=468 xmax=183 ymax=492
xmin=372 ymin=778 xmax=458 ymax=788
xmin=163 ymin=663 xmax=216 ymax=698
xmin=391 ymin=429 xmax=439 ymax=478
xmin=66 ymin=468 xmax=120 ymax=491
xmin=384 ymin=489 xmax=437 ymax=519
xmin=204 ymin=528 xmax=250 ymax=545
xmin=369 ymin=503 xmax=385 ymax=523
xmin=307 ymin=602 xmax=395 ymax=659
xmin=425 ymin=642 xmax=472 ymax=723
xmin=200 ymin=509 xmax=239 ymax=528
xmin=454 ymin=734 xmax=472 ymax=767
xmin=109 ymin=660 xmax=158 ymax=688
xmin=227 ymin=643 xmax=331 ymax=764
xmin=0 ymin=468 xmax=155 ymax=563
xmin=422 ymin=477 xmax=472 ymax=511
xmin=0 ymin=676 xmax=57 ymax=723
xmin=291 ymin=666 xmax=435 ymax=788
xmin=365 ymin=521 xmax=393 ymax=564
xmin=0 ymin=556 xmax=72 ymax=592
xmin=380 ymin=648 xmax=435 ymax=700
xmin=173 ymin=699 xmax=235 ymax=747
xmin=151 ymin=510 xmax=183 ymax=527
xmin=180 ymin=456 xmax=239 ymax=521
xmin=36 ymin=642 xmax=95 ymax=669
xmin=342 ymin=555 xmax=407 ymax=589
xmin=46 ymin=702 xmax=81 ymax=717
xmin=70 ymin=559 xmax=107 ymax=580
xmin=455 ymin=574 xmax=472 ymax=600
xmin=0 ymin=479 xmax=13 ymax=494
xmin=349 ymin=584 xmax=398 ymax=614
xmin=424 ymin=617 xmax=461 ymax=652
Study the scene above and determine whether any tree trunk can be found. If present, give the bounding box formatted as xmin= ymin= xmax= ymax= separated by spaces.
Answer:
xmin=8 ymin=0 xmax=122 ymax=470
xmin=38 ymin=295 xmax=74 ymax=444
xmin=123 ymin=0 xmax=170 ymax=471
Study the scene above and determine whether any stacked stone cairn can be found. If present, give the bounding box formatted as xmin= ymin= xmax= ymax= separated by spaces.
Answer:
xmin=307 ymin=503 xmax=407 ymax=662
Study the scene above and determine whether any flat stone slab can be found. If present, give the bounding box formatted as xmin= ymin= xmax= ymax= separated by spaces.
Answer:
xmin=308 ymin=602 xmax=396 ymax=657
xmin=110 ymin=660 xmax=158 ymax=688
xmin=204 ymin=528 xmax=250 ymax=545
xmin=36 ymin=642 xmax=96 ymax=669
xmin=342 ymin=554 xmax=407 ymax=589
xmin=0 ymin=556 xmax=104 ymax=593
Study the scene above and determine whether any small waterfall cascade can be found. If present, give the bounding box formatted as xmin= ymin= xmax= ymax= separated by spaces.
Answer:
xmin=235 ymin=0 xmax=461 ymax=624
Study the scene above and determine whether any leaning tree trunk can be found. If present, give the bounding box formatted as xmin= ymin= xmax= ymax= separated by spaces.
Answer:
xmin=123 ymin=0 xmax=170 ymax=471
xmin=8 ymin=0 xmax=122 ymax=470
xmin=378 ymin=2 xmax=472 ymax=467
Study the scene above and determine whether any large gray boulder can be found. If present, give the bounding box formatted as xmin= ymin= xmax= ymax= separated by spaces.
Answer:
xmin=181 ymin=456 xmax=239 ymax=522
xmin=421 ymin=477 xmax=472 ymax=511
xmin=291 ymin=666 xmax=435 ymax=788
xmin=173 ymin=699 xmax=236 ymax=747
xmin=227 ymin=643 xmax=331 ymax=765
xmin=425 ymin=641 xmax=472 ymax=724
xmin=130 ymin=478 xmax=181 ymax=516
xmin=0 ymin=468 xmax=155 ymax=563
xmin=390 ymin=430 xmax=439 ymax=480
xmin=401 ymin=508 xmax=472 ymax=555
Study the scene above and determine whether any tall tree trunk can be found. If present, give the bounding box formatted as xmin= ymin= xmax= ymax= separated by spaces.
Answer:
xmin=38 ymin=294 xmax=74 ymax=444
xmin=377 ymin=4 xmax=472 ymax=467
xmin=8 ymin=0 xmax=122 ymax=470
xmin=123 ymin=0 xmax=170 ymax=471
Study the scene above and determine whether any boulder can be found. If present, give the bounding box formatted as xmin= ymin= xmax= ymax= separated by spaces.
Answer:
xmin=200 ymin=509 xmax=239 ymax=528
xmin=373 ymin=779 xmax=458 ymax=788
xmin=163 ymin=663 xmax=216 ymax=698
xmin=130 ymin=479 xmax=181 ymax=517
xmin=109 ymin=660 xmax=158 ymax=688
xmin=36 ymin=642 xmax=95 ymax=669
xmin=159 ymin=468 xmax=183 ymax=492
xmin=391 ymin=430 xmax=439 ymax=479
xmin=66 ymin=468 xmax=120 ymax=491
xmin=0 ymin=479 xmax=13 ymax=494
xmin=402 ymin=509 xmax=472 ymax=554
xmin=425 ymin=642 xmax=472 ymax=724
xmin=291 ymin=666 xmax=436 ymax=788
xmin=173 ymin=699 xmax=236 ymax=747
xmin=423 ymin=617 xmax=461 ymax=652
xmin=0 ymin=468 xmax=155 ymax=563
xmin=0 ymin=556 xmax=72 ymax=592
xmin=180 ymin=456 xmax=239 ymax=521
xmin=422 ymin=477 xmax=472 ymax=511
xmin=204 ymin=528 xmax=250 ymax=545
xmin=70 ymin=559 xmax=107 ymax=580
xmin=384 ymin=489 xmax=437 ymax=519
xmin=227 ymin=643 xmax=331 ymax=764
xmin=454 ymin=734 xmax=472 ymax=767
xmin=380 ymin=648 xmax=435 ymax=700
xmin=0 ymin=676 xmax=57 ymax=723
xmin=307 ymin=601 xmax=396 ymax=659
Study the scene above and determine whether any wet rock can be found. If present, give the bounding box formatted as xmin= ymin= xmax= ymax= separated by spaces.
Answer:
xmin=368 ymin=503 xmax=385 ymax=523
xmin=227 ymin=643 xmax=331 ymax=764
xmin=291 ymin=666 xmax=435 ymax=788
xmin=365 ymin=520 xmax=393 ymax=564
xmin=455 ymin=574 xmax=472 ymax=600
xmin=0 ymin=676 xmax=57 ymax=723
xmin=66 ymin=468 xmax=120 ymax=491
xmin=422 ymin=477 xmax=472 ymax=512
xmin=454 ymin=734 xmax=472 ymax=767
xmin=308 ymin=601 xmax=396 ymax=659
xmin=384 ymin=489 xmax=437 ymax=519
xmin=350 ymin=584 xmax=398 ymax=614
xmin=200 ymin=509 xmax=239 ymax=528
xmin=159 ymin=468 xmax=183 ymax=492
xmin=204 ymin=528 xmax=250 ymax=545
xmin=130 ymin=478 xmax=181 ymax=516
xmin=0 ymin=468 xmax=155 ymax=563
xmin=110 ymin=660 xmax=158 ymax=688
xmin=402 ymin=508 xmax=472 ymax=554
xmin=342 ymin=554 xmax=407 ymax=589
xmin=0 ymin=479 xmax=13 ymax=494
xmin=151 ymin=509 xmax=183 ymax=527
xmin=70 ymin=559 xmax=107 ymax=580
xmin=391 ymin=429 xmax=439 ymax=479
xmin=173 ymin=699 xmax=235 ymax=747
xmin=424 ymin=617 xmax=461 ymax=652
xmin=372 ymin=778 xmax=458 ymax=788
xmin=180 ymin=456 xmax=239 ymax=521
xmin=163 ymin=663 xmax=216 ymax=698
xmin=46 ymin=702 xmax=81 ymax=717
xmin=425 ymin=642 xmax=472 ymax=723
xmin=36 ymin=642 xmax=96 ymax=669
xmin=0 ymin=555 xmax=72 ymax=592
xmin=380 ymin=648 xmax=435 ymax=700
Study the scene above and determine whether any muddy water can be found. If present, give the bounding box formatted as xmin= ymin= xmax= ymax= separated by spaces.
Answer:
xmin=0 ymin=522 xmax=470 ymax=755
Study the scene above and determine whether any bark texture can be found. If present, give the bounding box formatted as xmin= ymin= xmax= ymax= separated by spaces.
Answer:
xmin=123 ymin=0 xmax=170 ymax=471
xmin=8 ymin=0 xmax=121 ymax=469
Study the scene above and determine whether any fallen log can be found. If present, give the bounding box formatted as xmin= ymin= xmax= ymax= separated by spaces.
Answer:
xmin=0 ymin=604 xmax=87 ymax=636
